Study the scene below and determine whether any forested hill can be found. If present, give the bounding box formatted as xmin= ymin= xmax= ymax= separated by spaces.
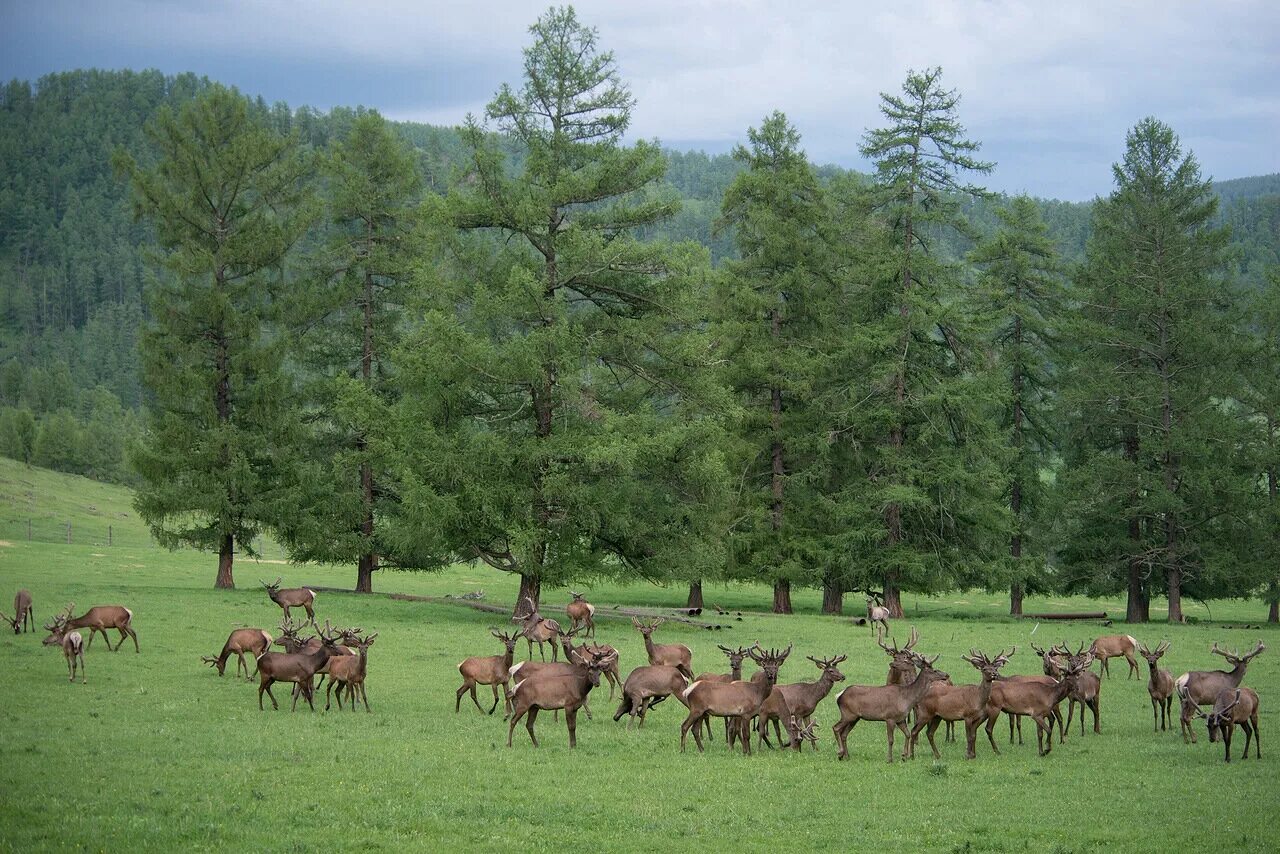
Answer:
xmin=1 ymin=69 xmax=1278 ymax=484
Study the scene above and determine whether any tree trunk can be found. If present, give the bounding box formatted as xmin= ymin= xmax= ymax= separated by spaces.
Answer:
xmin=215 ymin=533 xmax=234 ymax=589
xmin=772 ymin=579 xmax=792 ymax=615
xmin=1010 ymin=580 xmax=1024 ymax=617
xmin=356 ymin=255 xmax=377 ymax=596
xmin=821 ymin=577 xmax=843 ymax=615
xmin=1124 ymin=434 xmax=1148 ymax=623
xmin=356 ymin=552 xmax=377 ymax=594
xmin=516 ymin=574 xmax=541 ymax=614
xmin=686 ymin=581 xmax=704 ymax=610
xmin=1166 ymin=565 xmax=1183 ymax=623
xmin=883 ymin=572 xmax=904 ymax=619
xmin=1269 ymin=590 xmax=1278 ymax=624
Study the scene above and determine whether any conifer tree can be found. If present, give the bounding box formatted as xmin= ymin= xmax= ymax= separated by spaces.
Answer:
xmin=115 ymin=86 xmax=312 ymax=588
xmin=1243 ymin=268 xmax=1280 ymax=622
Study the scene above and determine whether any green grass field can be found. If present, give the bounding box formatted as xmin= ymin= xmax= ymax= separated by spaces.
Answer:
xmin=1 ymin=462 xmax=1277 ymax=852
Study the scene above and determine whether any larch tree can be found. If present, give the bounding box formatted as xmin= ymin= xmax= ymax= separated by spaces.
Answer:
xmin=115 ymin=85 xmax=313 ymax=588
xmin=1243 ymin=268 xmax=1280 ymax=622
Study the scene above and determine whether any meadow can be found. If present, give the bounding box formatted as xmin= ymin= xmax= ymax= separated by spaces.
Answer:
xmin=1 ymin=461 xmax=1277 ymax=852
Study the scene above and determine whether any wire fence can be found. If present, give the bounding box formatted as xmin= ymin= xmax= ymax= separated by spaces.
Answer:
xmin=0 ymin=516 xmax=288 ymax=559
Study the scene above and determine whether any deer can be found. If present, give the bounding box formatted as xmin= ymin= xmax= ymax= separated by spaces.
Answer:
xmin=508 ymin=642 xmax=601 ymax=721
xmin=1089 ymin=634 xmax=1139 ymax=679
xmin=1204 ymin=687 xmax=1261 ymax=763
xmin=272 ymin=619 xmax=361 ymax=696
xmin=692 ymin=644 xmax=758 ymax=741
xmin=759 ymin=655 xmax=847 ymax=750
xmin=1055 ymin=641 xmax=1102 ymax=736
xmin=833 ymin=652 xmax=950 ymax=763
xmin=633 ymin=617 xmax=694 ymax=680
xmin=456 ymin=629 xmax=520 ymax=715
xmin=203 ymin=627 xmax=273 ymax=679
xmin=999 ymin=655 xmax=1066 ymax=746
xmin=865 ymin=591 xmax=890 ymax=640
xmin=910 ymin=648 xmax=1013 ymax=760
xmin=1175 ymin=640 xmax=1265 ymax=744
xmin=261 ymin=578 xmax=317 ymax=627
xmin=324 ymin=632 xmax=377 ymax=712
xmin=565 ymin=592 xmax=596 ymax=638
xmin=556 ymin=628 xmax=621 ymax=700
xmin=879 ymin=627 xmax=951 ymax=738
xmin=1138 ymin=641 xmax=1175 ymax=731
xmin=982 ymin=652 xmax=1085 ymax=757
xmin=512 ymin=596 xmax=561 ymax=661
xmin=254 ymin=624 xmax=341 ymax=711
xmin=42 ymin=617 xmax=85 ymax=683
xmin=680 ymin=645 xmax=791 ymax=756
xmin=613 ymin=664 xmax=690 ymax=729
xmin=507 ymin=649 xmax=617 ymax=748
xmin=1 ymin=589 xmax=34 ymax=634
xmin=50 ymin=603 xmax=138 ymax=652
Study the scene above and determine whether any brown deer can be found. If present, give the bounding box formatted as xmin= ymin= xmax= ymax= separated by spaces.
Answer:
xmin=613 ymin=665 xmax=689 ymax=729
xmin=983 ymin=653 xmax=1085 ymax=756
xmin=254 ymin=625 xmax=341 ymax=711
xmin=692 ymin=644 xmax=758 ymax=742
xmin=272 ymin=619 xmax=360 ymax=696
xmin=880 ymin=627 xmax=952 ymax=738
xmin=325 ymin=632 xmax=377 ymax=712
xmin=1175 ymin=640 xmax=1265 ymax=743
xmin=456 ymin=629 xmax=520 ymax=715
xmin=1 ymin=589 xmax=34 ymax=634
xmin=565 ymin=592 xmax=596 ymax=638
xmin=1138 ymin=641 xmax=1175 ymax=731
xmin=512 ymin=596 xmax=561 ymax=661
xmin=1056 ymin=642 xmax=1102 ymax=736
xmin=866 ymin=592 xmax=890 ymax=640
xmin=633 ymin=617 xmax=693 ymax=680
xmin=1089 ymin=634 xmax=1139 ymax=679
xmin=759 ymin=655 xmax=847 ymax=750
xmin=680 ymin=645 xmax=791 ymax=755
xmin=42 ymin=618 xmax=85 ymax=683
xmin=910 ymin=648 xmax=1013 ymax=760
xmin=578 ymin=641 xmax=622 ymax=700
xmin=833 ymin=652 xmax=950 ymax=763
xmin=261 ymin=578 xmax=317 ymax=627
xmin=507 ymin=649 xmax=617 ymax=748
xmin=1205 ymin=687 xmax=1260 ymax=763
xmin=52 ymin=603 xmax=138 ymax=652
xmin=203 ymin=628 xmax=273 ymax=679
xmin=507 ymin=645 xmax=600 ymax=720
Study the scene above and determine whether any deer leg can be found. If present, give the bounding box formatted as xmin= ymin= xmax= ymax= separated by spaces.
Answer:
xmin=566 ymin=707 xmax=578 ymax=748
xmin=739 ymin=717 xmax=752 ymax=756
xmin=984 ymin=711 xmax=1001 ymax=755
xmin=507 ymin=705 xmax=525 ymax=747
xmin=455 ymin=680 xmax=470 ymax=713
xmin=884 ymin=720 xmax=899 ymax=764
xmin=1240 ymin=721 xmax=1253 ymax=760
xmin=922 ymin=718 xmax=943 ymax=760
xmin=1127 ymin=653 xmax=1137 ymax=679
xmin=772 ymin=716 xmax=785 ymax=749
xmin=1091 ymin=698 xmax=1100 ymax=734
xmin=262 ymin=681 xmax=278 ymax=710
xmin=326 ymin=679 xmax=336 ymax=711
xmin=538 ymin=640 xmax=547 ymax=662
xmin=525 ymin=706 xmax=540 ymax=747
xmin=1034 ymin=713 xmax=1054 ymax=756
xmin=1224 ymin=724 xmax=1233 ymax=763
xmin=488 ymin=683 xmax=500 ymax=715
xmin=679 ymin=712 xmax=694 ymax=752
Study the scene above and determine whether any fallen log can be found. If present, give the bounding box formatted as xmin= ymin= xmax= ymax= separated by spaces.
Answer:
xmin=387 ymin=593 xmax=728 ymax=629
xmin=1020 ymin=611 xmax=1108 ymax=620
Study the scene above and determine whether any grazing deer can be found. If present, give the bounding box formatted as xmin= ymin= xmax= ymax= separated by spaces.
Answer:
xmin=1056 ymin=642 xmax=1102 ymax=736
xmin=834 ymin=652 xmax=950 ymax=763
xmin=1 ymin=589 xmax=34 ymax=634
xmin=456 ymin=629 xmax=520 ymax=715
xmin=42 ymin=618 xmax=85 ymax=683
xmin=261 ymin=578 xmax=317 ymax=627
xmin=507 ymin=649 xmax=617 ymax=748
xmin=633 ymin=617 xmax=694 ymax=680
xmin=1205 ymin=687 xmax=1261 ymax=763
xmin=325 ymin=632 xmax=377 ymax=712
xmin=203 ymin=628 xmax=273 ymax=679
xmin=613 ymin=664 xmax=690 ymax=729
xmin=759 ymin=655 xmax=847 ymax=750
xmin=681 ymin=645 xmax=791 ymax=755
xmin=911 ymin=648 xmax=1012 ymax=760
xmin=866 ymin=592 xmax=890 ymax=640
xmin=1176 ymin=640 xmax=1265 ymax=743
xmin=983 ymin=652 xmax=1085 ymax=756
xmin=1138 ymin=641 xmax=1175 ymax=731
xmin=512 ymin=596 xmax=561 ymax=662
xmin=578 ymin=641 xmax=622 ymax=700
xmin=52 ymin=603 xmax=138 ymax=652
xmin=565 ymin=592 xmax=596 ymax=638
xmin=254 ymin=625 xmax=341 ymax=711
xmin=1089 ymin=634 xmax=1139 ymax=679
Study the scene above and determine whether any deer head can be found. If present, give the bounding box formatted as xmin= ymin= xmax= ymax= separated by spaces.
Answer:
xmin=490 ymin=628 xmax=520 ymax=654
xmin=1210 ymin=640 xmax=1265 ymax=666
xmin=719 ymin=644 xmax=754 ymax=672
xmin=570 ymin=592 xmax=586 ymax=602
xmin=807 ymin=654 xmax=848 ymax=683
xmin=1138 ymin=640 xmax=1170 ymax=665
xmin=261 ymin=577 xmax=282 ymax=593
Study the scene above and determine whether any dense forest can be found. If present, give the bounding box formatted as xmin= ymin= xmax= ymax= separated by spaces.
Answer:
xmin=1 ymin=8 xmax=1278 ymax=620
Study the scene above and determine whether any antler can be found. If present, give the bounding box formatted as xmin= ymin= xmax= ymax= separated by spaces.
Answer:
xmin=1243 ymin=640 xmax=1266 ymax=661
xmin=1210 ymin=641 xmax=1235 ymax=659
xmin=904 ymin=626 xmax=919 ymax=650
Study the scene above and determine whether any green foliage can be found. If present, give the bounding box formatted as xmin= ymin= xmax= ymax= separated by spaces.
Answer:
xmin=0 ymin=407 xmax=37 ymax=464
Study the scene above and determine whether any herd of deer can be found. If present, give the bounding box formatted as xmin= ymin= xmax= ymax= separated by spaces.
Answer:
xmin=8 ymin=582 xmax=1266 ymax=763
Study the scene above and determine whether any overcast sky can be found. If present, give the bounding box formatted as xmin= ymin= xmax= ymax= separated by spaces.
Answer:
xmin=2 ymin=0 xmax=1277 ymax=201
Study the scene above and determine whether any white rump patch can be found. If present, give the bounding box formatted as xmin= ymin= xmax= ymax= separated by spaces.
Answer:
xmin=1175 ymin=673 xmax=1190 ymax=697
xmin=124 ymin=608 xmax=133 ymax=621
xmin=586 ymin=603 xmax=595 ymax=616
xmin=1126 ymin=635 xmax=1138 ymax=649
xmin=510 ymin=662 xmax=525 ymax=679
xmin=512 ymin=679 xmax=526 ymax=695
xmin=682 ymin=681 xmax=702 ymax=700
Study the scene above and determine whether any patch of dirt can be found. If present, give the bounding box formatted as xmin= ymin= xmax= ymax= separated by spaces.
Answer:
xmin=0 ymin=540 xmax=13 ymax=547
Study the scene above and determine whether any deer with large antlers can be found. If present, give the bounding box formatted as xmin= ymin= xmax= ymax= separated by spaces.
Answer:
xmin=1056 ymin=642 xmax=1102 ymax=736
xmin=50 ymin=603 xmax=138 ymax=653
xmin=41 ymin=617 xmax=85 ymax=683
xmin=910 ymin=648 xmax=1012 ymax=760
xmin=1204 ymin=687 xmax=1261 ymax=763
xmin=507 ymin=648 xmax=618 ymax=748
xmin=982 ymin=650 xmax=1086 ymax=757
xmin=613 ymin=664 xmax=690 ymax=729
xmin=456 ymin=629 xmax=520 ymax=715
xmin=325 ymin=632 xmax=377 ymax=712
xmin=261 ymin=578 xmax=317 ymax=627
xmin=1138 ymin=641 xmax=1175 ymax=731
xmin=1089 ymin=634 xmax=1139 ymax=679
xmin=565 ymin=592 xmax=596 ymax=639
xmin=681 ymin=645 xmax=791 ymax=755
xmin=1 ymin=589 xmax=33 ymax=634
xmin=834 ymin=652 xmax=950 ymax=763
xmin=507 ymin=639 xmax=602 ymax=720
xmin=691 ymin=644 xmax=758 ymax=741
xmin=203 ymin=627 xmax=273 ymax=679
xmin=759 ymin=655 xmax=847 ymax=751
xmin=1175 ymin=640 xmax=1265 ymax=743
xmin=633 ymin=617 xmax=693 ymax=680
xmin=512 ymin=597 xmax=561 ymax=661
xmin=999 ymin=647 xmax=1066 ymax=745
xmin=254 ymin=623 xmax=341 ymax=711
xmin=879 ymin=627 xmax=952 ymax=738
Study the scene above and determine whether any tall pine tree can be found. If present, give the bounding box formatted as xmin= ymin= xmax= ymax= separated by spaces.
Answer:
xmin=1243 ymin=268 xmax=1280 ymax=622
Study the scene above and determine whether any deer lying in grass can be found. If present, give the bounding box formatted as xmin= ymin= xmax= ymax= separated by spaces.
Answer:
xmin=910 ymin=648 xmax=1012 ymax=760
xmin=507 ymin=649 xmax=617 ymax=748
xmin=1 ymin=589 xmax=33 ymax=634
xmin=512 ymin=597 xmax=561 ymax=661
xmin=203 ymin=628 xmax=273 ymax=680
xmin=1176 ymin=640 xmax=1265 ymax=744
xmin=1056 ymin=641 xmax=1102 ymax=736
xmin=42 ymin=618 xmax=85 ymax=683
xmin=681 ymin=645 xmax=790 ymax=755
xmin=51 ymin=603 xmax=138 ymax=652
xmin=614 ymin=664 xmax=689 ymax=729
xmin=456 ymin=629 xmax=520 ymax=715
xmin=1090 ymin=634 xmax=1139 ymax=679
xmin=983 ymin=652 xmax=1084 ymax=757
xmin=759 ymin=655 xmax=846 ymax=751
xmin=834 ymin=652 xmax=950 ymax=763
xmin=254 ymin=624 xmax=340 ymax=711
xmin=1139 ymin=641 xmax=1174 ymax=731
xmin=1204 ymin=687 xmax=1261 ymax=763
xmin=566 ymin=592 xmax=596 ymax=638
xmin=633 ymin=617 xmax=694 ymax=680
xmin=261 ymin=577 xmax=317 ymax=627
xmin=325 ymin=632 xmax=377 ymax=712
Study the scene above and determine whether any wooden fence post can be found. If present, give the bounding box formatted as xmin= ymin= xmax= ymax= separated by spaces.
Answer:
xmin=66 ymin=522 xmax=71 ymax=544
xmin=108 ymin=525 xmax=113 ymax=546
